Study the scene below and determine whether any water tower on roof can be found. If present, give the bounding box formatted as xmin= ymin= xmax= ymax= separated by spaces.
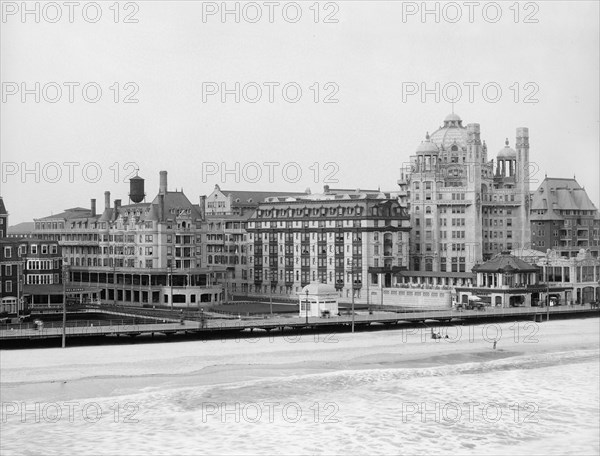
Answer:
xmin=129 ymin=172 xmax=145 ymax=203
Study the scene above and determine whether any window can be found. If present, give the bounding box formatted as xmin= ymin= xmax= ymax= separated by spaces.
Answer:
xmin=4 ymin=247 xmax=12 ymax=258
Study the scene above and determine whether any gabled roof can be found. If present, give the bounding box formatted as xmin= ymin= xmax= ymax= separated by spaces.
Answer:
xmin=7 ymin=222 xmax=34 ymax=234
xmin=300 ymin=282 xmax=338 ymax=296
xmin=150 ymin=191 xmax=203 ymax=221
xmin=220 ymin=189 xmax=308 ymax=206
xmin=0 ymin=197 xmax=7 ymax=215
xmin=531 ymin=177 xmax=598 ymax=220
xmin=510 ymin=248 xmax=546 ymax=260
xmin=326 ymin=188 xmax=381 ymax=194
xmin=473 ymin=252 xmax=539 ymax=273
xmin=37 ymin=207 xmax=95 ymax=221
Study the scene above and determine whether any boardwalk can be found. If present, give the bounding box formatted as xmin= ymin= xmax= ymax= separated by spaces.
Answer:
xmin=1 ymin=304 xmax=597 ymax=342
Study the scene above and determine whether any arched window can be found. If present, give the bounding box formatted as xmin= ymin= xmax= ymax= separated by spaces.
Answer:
xmin=425 ymin=258 xmax=433 ymax=271
xmin=426 ymin=206 xmax=432 ymax=214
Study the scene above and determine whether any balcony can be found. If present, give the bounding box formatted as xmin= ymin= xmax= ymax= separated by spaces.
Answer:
xmin=437 ymin=199 xmax=473 ymax=206
xmin=61 ymin=240 xmax=99 ymax=247
xmin=368 ymin=265 xmax=406 ymax=274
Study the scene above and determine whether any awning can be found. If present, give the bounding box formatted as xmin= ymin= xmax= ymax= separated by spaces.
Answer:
xmin=23 ymin=284 xmax=101 ymax=296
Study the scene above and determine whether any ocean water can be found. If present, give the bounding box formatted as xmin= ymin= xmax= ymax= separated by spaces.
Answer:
xmin=1 ymin=349 xmax=598 ymax=455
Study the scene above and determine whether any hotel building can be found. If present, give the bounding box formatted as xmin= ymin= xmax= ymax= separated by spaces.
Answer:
xmin=246 ymin=186 xmax=411 ymax=303
xmin=530 ymin=177 xmax=600 ymax=258
xmin=203 ymin=185 xmax=308 ymax=297
xmin=1 ymin=197 xmax=63 ymax=315
xmin=399 ymin=113 xmax=531 ymax=274
xmin=32 ymin=172 xmax=225 ymax=308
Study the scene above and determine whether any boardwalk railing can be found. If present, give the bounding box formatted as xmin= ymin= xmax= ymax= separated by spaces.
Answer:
xmin=1 ymin=304 xmax=597 ymax=341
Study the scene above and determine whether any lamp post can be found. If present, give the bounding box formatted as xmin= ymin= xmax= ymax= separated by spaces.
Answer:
xmin=169 ymin=265 xmax=174 ymax=312
xmin=545 ymin=262 xmax=550 ymax=322
xmin=113 ymin=259 xmax=117 ymax=306
xmin=62 ymin=261 xmax=69 ymax=348
xmin=351 ymin=261 xmax=357 ymax=333
xmin=16 ymin=260 xmax=24 ymax=316
xmin=305 ymin=288 xmax=309 ymax=326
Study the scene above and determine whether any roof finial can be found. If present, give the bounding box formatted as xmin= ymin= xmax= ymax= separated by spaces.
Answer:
xmin=425 ymin=131 xmax=430 ymax=140
xmin=505 ymin=138 xmax=509 ymax=146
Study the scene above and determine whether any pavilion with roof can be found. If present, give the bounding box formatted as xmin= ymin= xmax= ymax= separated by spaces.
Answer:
xmin=455 ymin=252 xmax=558 ymax=308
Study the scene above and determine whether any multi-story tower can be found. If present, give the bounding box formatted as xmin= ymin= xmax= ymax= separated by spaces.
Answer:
xmin=516 ymin=127 xmax=531 ymax=246
xmin=401 ymin=113 xmax=531 ymax=273
xmin=246 ymin=187 xmax=411 ymax=303
xmin=530 ymin=177 xmax=600 ymax=257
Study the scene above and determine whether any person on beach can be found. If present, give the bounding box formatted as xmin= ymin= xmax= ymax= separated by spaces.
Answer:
xmin=493 ymin=340 xmax=497 ymax=349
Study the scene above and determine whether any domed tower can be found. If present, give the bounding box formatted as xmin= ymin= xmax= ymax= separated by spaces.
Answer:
xmin=430 ymin=113 xmax=468 ymax=153
xmin=496 ymin=139 xmax=517 ymax=179
xmin=415 ymin=132 xmax=440 ymax=172
xmin=410 ymin=133 xmax=441 ymax=271
xmin=129 ymin=174 xmax=145 ymax=204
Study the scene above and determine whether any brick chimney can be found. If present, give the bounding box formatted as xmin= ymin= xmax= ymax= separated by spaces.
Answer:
xmin=91 ymin=199 xmax=96 ymax=217
xmin=114 ymin=199 xmax=121 ymax=220
xmin=199 ymin=195 xmax=206 ymax=221
xmin=159 ymin=171 xmax=168 ymax=195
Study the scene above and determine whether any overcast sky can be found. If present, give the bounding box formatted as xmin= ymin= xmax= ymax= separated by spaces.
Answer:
xmin=1 ymin=0 xmax=598 ymax=224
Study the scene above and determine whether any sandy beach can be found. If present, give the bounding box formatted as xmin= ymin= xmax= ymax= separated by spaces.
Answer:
xmin=1 ymin=318 xmax=599 ymax=455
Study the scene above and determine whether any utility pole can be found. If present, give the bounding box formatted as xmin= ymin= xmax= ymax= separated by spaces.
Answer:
xmin=351 ymin=264 xmax=355 ymax=333
xmin=62 ymin=261 xmax=69 ymax=348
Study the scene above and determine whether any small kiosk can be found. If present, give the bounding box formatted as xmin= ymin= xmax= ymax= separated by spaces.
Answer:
xmin=298 ymin=282 xmax=339 ymax=318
